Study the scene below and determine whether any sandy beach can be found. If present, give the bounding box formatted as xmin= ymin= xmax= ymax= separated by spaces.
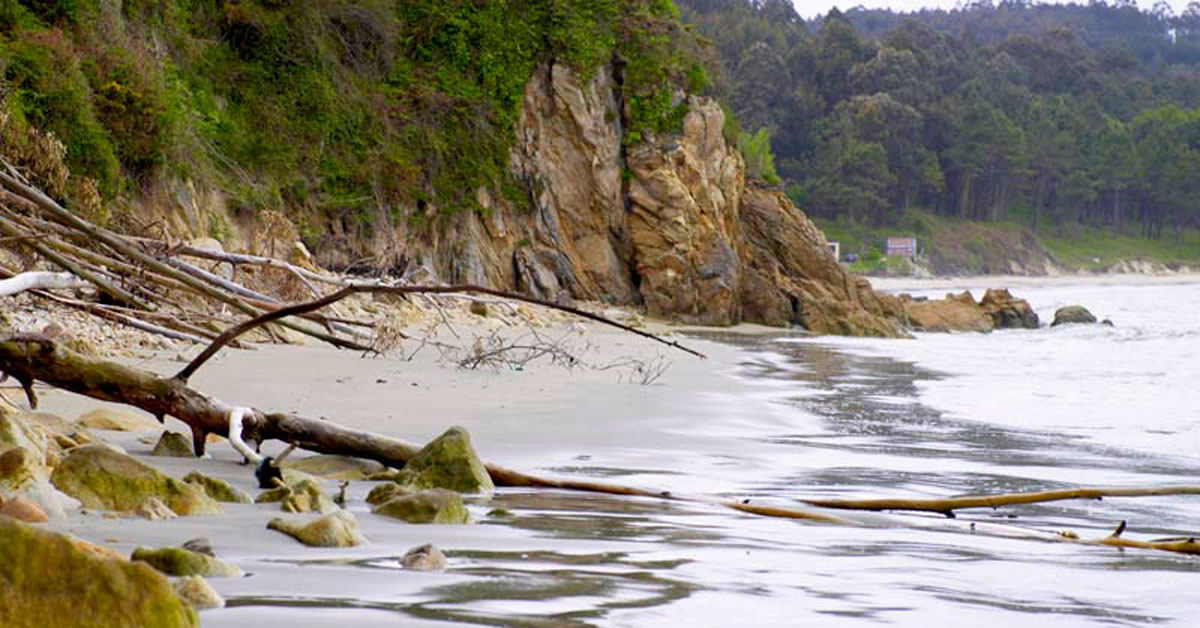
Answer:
xmin=22 ymin=313 xmax=793 ymax=626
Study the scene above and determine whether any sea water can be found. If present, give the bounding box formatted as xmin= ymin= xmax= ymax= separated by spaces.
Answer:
xmin=199 ymin=276 xmax=1200 ymax=627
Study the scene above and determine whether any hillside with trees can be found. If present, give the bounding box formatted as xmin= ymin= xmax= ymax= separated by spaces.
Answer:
xmin=680 ymin=0 xmax=1200 ymax=255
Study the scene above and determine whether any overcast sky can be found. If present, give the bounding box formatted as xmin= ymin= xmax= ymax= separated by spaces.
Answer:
xmin=792 ymin=1 xmax=1192 ymax=19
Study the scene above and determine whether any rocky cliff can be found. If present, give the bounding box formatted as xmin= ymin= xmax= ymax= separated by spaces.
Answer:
xmin=364 ymin=63 xmax=904 ymax=336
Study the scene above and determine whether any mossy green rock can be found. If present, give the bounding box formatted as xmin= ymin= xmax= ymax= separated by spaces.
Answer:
xmin=183 ymin=472 xmax=252 ymax=504
xmin=50 ymin=445 xmax=221 ymax=516
xmin=372 ymin=488 xmax=470 ymax=524
xmin=268 ymin=510 xmax=365 ymax=547
xmin=394 ymin=426 xmax=494 ymax=495
xmin=151 ymin=432 xmax=195 ymax=458
xmin=0 ymin=517 xmax=198 ymax=627
xmin=131 ymin=547 xmax=242 ymax=577
xmin=365 ymin=482 xmax=413 ymax=505
xmin=282 ymin=454 xmax=385 ymax=480
xmin=255 ymin=477 xmax=337 ymax=514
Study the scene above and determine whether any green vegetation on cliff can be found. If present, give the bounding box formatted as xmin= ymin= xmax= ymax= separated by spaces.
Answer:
xmin=0 ymin=0 xmax=707 ymax=232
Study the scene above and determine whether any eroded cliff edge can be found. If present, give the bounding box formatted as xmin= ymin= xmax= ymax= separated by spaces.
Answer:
xmin=371 ymin=63 xmax=903 ymax=337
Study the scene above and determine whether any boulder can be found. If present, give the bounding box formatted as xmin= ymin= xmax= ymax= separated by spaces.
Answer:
xmin=372 ymin=488 xmax=470 ymax=524
xmin=183 ymin=471 xmax=252 ymax=504
xmin=173 ymin=576 xmax=225 ymax=611
xmin=0 ymin=494 xmax=48 ymax=522
xmin=255 ymin=477 xmax=338 ymax=514
xmin=1052 ymin=305 xmax=1098 ymax=326
xmin=132 ymin=497 xmax=177 ymax=521
xmin=0 ymin=407 xmax=78 ymax=518
xmin=267 ymin=510 xmax=365 ymax=547
xmin=50 ymin=445 xmax=221 ymax=516
xmin=393 ymin=426 xmax=494 ymax=495
xmin=900 ymin=291 xmax=993 ymax=333
xmin=401 ymin=543 xmax=447 ymax=571
xmin=980 ymin=288 xmax=1039 ymax=329
xmin=131 ymin=546 xmax=242 ymax=577
xmin=151 ymin=431 xmax=195 ymax=458
xmin=365 ymin=482 xmax=412 ymax=505
xmin=282 ymin=454 xmax=385 ymax=481
xmin=76 ymin=408 xmax=160 ymax=432
xmin=0 ymin=517 xmax=197 ymax=627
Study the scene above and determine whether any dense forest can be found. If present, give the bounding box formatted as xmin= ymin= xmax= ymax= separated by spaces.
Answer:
xmin=680 ymin=0 xmax=1200 ymax=239
xmin=0 ymin=0 xmax=706 ymax=239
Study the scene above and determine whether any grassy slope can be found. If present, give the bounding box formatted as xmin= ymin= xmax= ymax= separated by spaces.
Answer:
xmin=815 ymin=209 xmax=1200 ymax=275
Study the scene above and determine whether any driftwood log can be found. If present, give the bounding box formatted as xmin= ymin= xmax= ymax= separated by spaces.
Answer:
xmin=4 ymin=333 xmax=1200 ymax=554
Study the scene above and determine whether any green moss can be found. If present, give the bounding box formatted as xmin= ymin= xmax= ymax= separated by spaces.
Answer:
xmin=0 ymin=518 xmax=197 ymax=628
xmin=372 ymin=488 xmax=470 ymax=524
xmin=131 ymin=546 xmax=242 ymax=578
xmin=394 ymin=426 xmax=494 ymax=495
xmin=183 ymin=471 xmax=252 ymax=504
xmin=49 ymin=444 xmax=221 ymax=515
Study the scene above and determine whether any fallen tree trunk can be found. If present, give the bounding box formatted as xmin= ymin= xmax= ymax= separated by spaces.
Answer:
xmin=4 ymin=332 xmax=1200 ymax=552
xmin=0 ymin=270 xmax=87 ymax=297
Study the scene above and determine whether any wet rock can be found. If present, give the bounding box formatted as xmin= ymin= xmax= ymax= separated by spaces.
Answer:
xmin=365 ymin=482 xmax=412 ymax=506
xmin=267 ymin=510 xmax=365 ymax=547
xmin=900 ymin=291 xmax=993 ymax=333
xmin=183 ymin=471 xmax=252 ymax=504
xmin=50 ymin=445 xmax=221 ymax=516
xmin=469 ymin=301 xmax=489 ymax=317
xmin=372 ymin=488 xmax=470 ymax=524
xmin=282 ymin=454 xmax=385 ymax=481
xmin=133 ymin=497 xmax=177 ymax=521
xmin=173 ymin=575 xmax=225 ymax=611
xmin=980 ymin=288 xmax=1039 ymax=329
xmin=0 ymin=517 xmax=198 ymax=627
xmin=151 ymin=431 xmax=195 ymax=458
xmin=255 ymin=477 xmax=338 ymax=514
xmin=181 ymin=538 xmax=214 ymax=557
xmin=131 ymin=546 xmax=242 ymax=577
xmin=0 ymin=408 xmax=78 ymax=518
xmin=401 ymin=543 xmax=447 ymax=571
xmin=1052 ymin=305 xmax=1098 ymax=326
xmin=0 ymin=494 xmax=48 ymax=522
xmin=76 ymin=408 xmax=160 ymax=432
xmin=394 ymin=426 xmax=494 ymax=495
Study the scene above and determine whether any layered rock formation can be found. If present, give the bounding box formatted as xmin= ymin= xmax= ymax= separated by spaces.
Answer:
xmin=379 ymin=63 xmax=903 ymax=336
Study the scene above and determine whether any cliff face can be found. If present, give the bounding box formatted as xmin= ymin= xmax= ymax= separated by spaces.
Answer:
xmin=389 ymin=64 xmax=902 ymax=336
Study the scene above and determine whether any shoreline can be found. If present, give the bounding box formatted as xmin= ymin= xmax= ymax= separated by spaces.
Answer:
xmin=868 ymin=271 xmax=1200 ymax=293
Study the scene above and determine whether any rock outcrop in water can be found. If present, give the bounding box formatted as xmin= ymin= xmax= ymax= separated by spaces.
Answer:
xmin=893 ymin=289 xmax=1039 ymax=333
xmin=1052 ymin=305 xmax=1098 ymax=326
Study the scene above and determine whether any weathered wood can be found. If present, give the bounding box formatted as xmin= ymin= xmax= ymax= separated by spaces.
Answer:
xmin=804 ymin=486 xmax=1200 ymax=516
xmin=0 ymin=270 xmax=87 ymax=297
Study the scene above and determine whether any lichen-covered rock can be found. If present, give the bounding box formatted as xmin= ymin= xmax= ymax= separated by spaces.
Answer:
xmin=282 ymin=454 xmax=385 ymax=481
xmin=1052 ymin=305 xmax=1098 ymax=326
xmin=372 ymin=488 xmax=470 ymax=524
xmin=365 ymin=482 xmax=413 ymax=506
xmin=183 ymin=471 xmax=252 ymax=504
xmin=151 ymin=431 xmax=195 ymax=458
xmin=50 ymin=445 xmax=221 ymax=516
xmin=267 ymin=510 xmax=365 ymax=547
xmin=980 ymin=288 xmax=1039 ymax=329
xmin=394 ymin=426 xmax=494 ymax=495
xmin=131 ymin=546 xmax=242 ymax=577
xmin=255 ymin=477 xmax=337 ymax=514
xmin=0 ymin=517 xmax=197 ymax=627
xmin=173 ymin=575 xmax=225 ymax=611
xmin=401 ymin=543 xmax=447 ymax=571
xmin=75 ymin=408 xmax=160 ymax=432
